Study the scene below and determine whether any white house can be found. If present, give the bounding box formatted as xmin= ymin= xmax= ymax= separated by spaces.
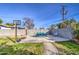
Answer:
xmin=0 ymin=25 xmax=12 ymax=29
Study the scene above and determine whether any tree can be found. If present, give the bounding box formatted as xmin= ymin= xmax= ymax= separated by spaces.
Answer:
xmin=23 ymin=17 xmax=34 ymax=29
xmin=69 ymin=18 xmax=77 ymax=30
xmin=23 ymin=17 xmax=35 ymax=35
xmin=0 ymin=18 xmax=3 ymax=25
xmin=57 ymin=18 xmax=77 ymax=29
xmin=76 ymin=23 xmax=79 ymax=30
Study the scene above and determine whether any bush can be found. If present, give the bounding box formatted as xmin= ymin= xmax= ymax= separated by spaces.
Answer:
xmin=74 ymin=30 xmax=79 ymax=39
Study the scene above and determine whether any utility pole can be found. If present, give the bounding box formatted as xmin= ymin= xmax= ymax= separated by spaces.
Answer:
xmin=60 ymin=5 xmax=68 ymax=28
xmin=62 ymin=5 xmax=65 ymax=21
xmin=61 ymin=5 xmax=68 ymax=21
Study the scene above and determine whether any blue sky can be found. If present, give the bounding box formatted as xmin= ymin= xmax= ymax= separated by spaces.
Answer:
xmin=0 ymin=3 xmax=79 ymax=28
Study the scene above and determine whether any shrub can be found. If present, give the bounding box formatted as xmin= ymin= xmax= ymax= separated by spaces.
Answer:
xmin=74 ymin=30 xmax=79 ymax=39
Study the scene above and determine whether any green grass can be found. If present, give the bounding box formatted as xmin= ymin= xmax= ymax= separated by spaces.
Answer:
xmin=53 ymin=41 xmax=79 ymax=55
xmin=0 ymin=43 xmax=44 ymax=55
xmin=0 ymin=36 xmax=26 ymax=45
xmin=0 ymin=37 xmax=44 ymax=55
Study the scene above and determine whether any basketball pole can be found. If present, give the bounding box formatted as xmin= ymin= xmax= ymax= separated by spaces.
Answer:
xmin=15 ymin=23 xmax=17 ymax=42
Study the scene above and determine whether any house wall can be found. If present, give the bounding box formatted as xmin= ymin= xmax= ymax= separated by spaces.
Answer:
xmin=52 ymin=27 xmax=74 ymax=39
xmin=0 ymin=29 xmax=25 ymax=37
xmin=58 ymin=28 xmax=73 ymax=39
xmin=0 ymin=29 xmax=48 ymax=37
xmin=0 ymin=27 xmax=11 ymax=29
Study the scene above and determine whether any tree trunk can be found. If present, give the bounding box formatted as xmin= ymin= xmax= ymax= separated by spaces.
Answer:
xmin=25 ymin=27 xmax=27 ymax=38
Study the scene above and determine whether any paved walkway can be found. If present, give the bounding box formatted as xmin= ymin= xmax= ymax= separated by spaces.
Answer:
xmin=19 ymin=35 xmax=59 ymax=55
xmin=48 ymin=35 xmax=71 ymax=41
xmin=19 ymin=35 xmax=54 ymax=43
xmin=43 ymin=42 xmax=58 ymax=55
